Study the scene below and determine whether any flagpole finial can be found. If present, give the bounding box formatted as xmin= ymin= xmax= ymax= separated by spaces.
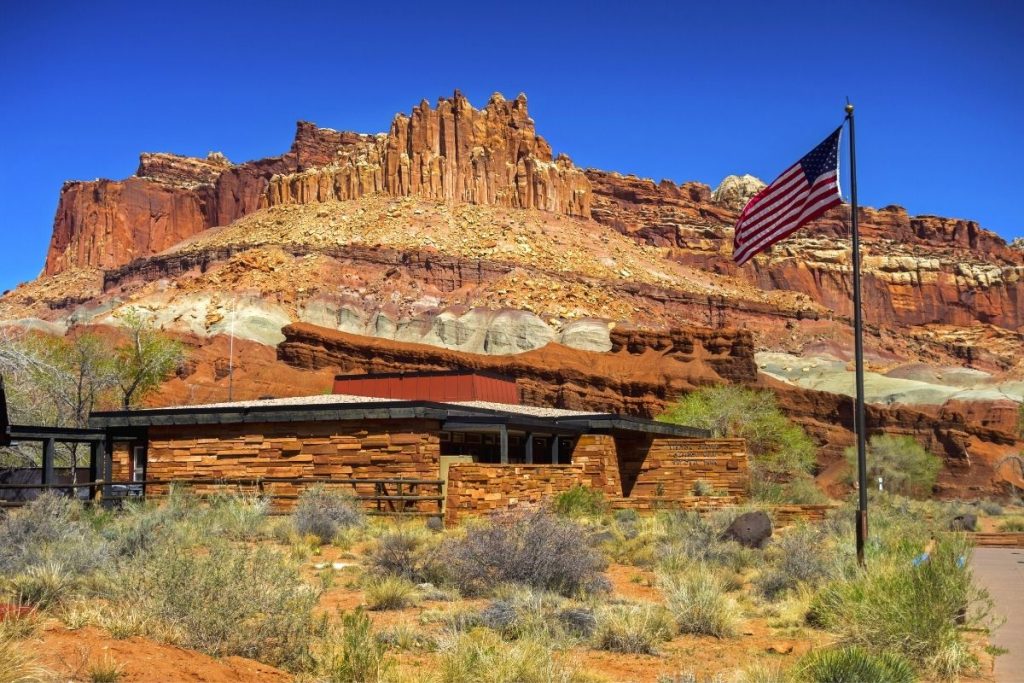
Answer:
xmin=845 ymin=102 xmax=854 ymax=115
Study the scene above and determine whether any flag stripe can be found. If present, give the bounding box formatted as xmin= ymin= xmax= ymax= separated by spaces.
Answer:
xmin=732 ymin=126 xmax=843 ymax=265
xmin=737 ymin=173 xmax=837 ymax=252
xmin=735 ymin=195 xmax=842 ymax=266
xmin=733 ymin=174 xmax=839 ymax=264
xmin=735 ymin=182 xmax=812 ymax=239
xmin=735 ymin=167 xmax=806 ymax=234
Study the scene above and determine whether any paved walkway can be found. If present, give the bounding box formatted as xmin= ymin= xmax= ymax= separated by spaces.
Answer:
xmin=973 ymin=548 xmax=1024 ymax=682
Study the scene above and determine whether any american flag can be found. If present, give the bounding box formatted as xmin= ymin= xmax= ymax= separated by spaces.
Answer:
xmin=732 ymin=126 xmax=843 ymax=265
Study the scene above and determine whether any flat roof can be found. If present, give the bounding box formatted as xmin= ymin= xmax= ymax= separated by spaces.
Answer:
xmin=88 ymin=393 xmax=708 ymax=438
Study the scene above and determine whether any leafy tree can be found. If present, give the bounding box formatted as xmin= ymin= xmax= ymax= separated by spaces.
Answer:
xmin=844 ymin=434 xmax=941 ymax=498
xmin=0 ymin=314 xmax=185 ymax=469
xmin=0 ymin=328 xmax=118 ymax=471
xmin=658 ymin=384 xmax=817 ymax=479
xmin=113 ymin=308 xmax=185 ymax=409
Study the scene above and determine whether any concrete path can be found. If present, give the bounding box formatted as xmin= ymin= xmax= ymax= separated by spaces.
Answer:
xmin=973 ymin=548 xmax=1024 ymax=681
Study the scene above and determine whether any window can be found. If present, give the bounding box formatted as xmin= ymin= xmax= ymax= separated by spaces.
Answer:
xmin=132 ymin=446 xmax=146 ymax=483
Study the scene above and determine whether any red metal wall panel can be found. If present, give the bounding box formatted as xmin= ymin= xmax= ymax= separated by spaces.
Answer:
xmin=332 ymin=372 xmax=520 ymax=405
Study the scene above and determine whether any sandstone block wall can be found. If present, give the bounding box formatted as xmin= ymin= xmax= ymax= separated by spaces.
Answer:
xmin=444 ymin=434 xmax=750 ymax=523
xmin=143 ymin=419 xmax=442 ymax=511
xmin=619 ymin=437 xmax=749 ymax=498
xmin=444 ymin=463 xmax=592 ymax=525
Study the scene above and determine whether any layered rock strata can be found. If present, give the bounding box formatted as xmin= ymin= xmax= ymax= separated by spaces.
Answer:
xmin=279 ymin=322 xmax=1021 ymax=495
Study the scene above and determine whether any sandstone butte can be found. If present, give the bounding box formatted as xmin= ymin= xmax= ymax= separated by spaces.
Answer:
xmin=4 ymin=89 xmax=1023 ymax=496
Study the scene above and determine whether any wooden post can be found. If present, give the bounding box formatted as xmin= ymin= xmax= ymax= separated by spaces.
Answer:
xmin=551 ymin=435 xmax=559 ymax=464
xmin=499 ymin=425 xmax=509 ymax=464
xmin=41 ymin=438 xmax=55 ymax=487
xmin=525 ymin=432 xmax=534 ymax=464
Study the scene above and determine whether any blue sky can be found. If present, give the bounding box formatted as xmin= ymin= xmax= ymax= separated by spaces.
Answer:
xmin=1 ymin=0 xmax=1021 ymax=292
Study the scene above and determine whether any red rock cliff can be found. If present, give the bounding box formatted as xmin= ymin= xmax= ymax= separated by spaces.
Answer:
xmin=43 ymin=92 xmax=591 ymax=275
xmin=587 ymin=170 xmax=1024 ymax=331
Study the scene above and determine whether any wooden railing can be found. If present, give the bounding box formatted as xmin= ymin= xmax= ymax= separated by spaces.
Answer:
xmin=0 ymin=477 xmax=445 ymax=516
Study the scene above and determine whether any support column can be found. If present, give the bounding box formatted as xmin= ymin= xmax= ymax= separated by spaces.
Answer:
xmin=88 ymin=441 xmax=100 ymax=499
xmin=499 ymin=425 xmax=509 ymax=465
xmin=102 ymin=435 xmax=114 ymax=501
xmin=42 ymin=438 xmax=55 ymax=486
xmin=525 ymin=432 xmax=534 ymax=464
xmin=551 ymin=435 xmax=559 ymax=464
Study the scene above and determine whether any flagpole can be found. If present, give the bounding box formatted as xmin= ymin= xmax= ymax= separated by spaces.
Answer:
xmin=845 ymin=102 xmax=869 ymax=567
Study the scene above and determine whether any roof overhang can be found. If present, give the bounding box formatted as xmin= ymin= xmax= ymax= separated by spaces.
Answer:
xmin=89 ymin=399 xmax=709 ymax=439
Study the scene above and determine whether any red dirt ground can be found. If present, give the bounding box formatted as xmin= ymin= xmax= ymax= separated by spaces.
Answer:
xmin=27 ymin=623 xmax=290 ymax=682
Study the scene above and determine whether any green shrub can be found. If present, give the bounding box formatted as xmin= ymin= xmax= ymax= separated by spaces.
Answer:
xmin=659 ymin=385 xmax=816 ymax=478
xmin=978 ymin=500 xmax=1003 ymax=516
xmin=439 ymin=511 xmax=609 ymax=597
xmin=998 ymin=517 xmax=1024 ymax=532
xmin=796 ymin=645 xmax=915 ymax=683
xmin=553 ymin=485 xmax=606 ymax=518
xmin=808 ymin=535 xmax=986 ymax=676
xmin=119 ymin=539 xmax=320 ymax=669
xmin=314 ymin=609 xmax=393 ymax=683
xmin=474 ymin=585 xmax=572 ymax=642
xmin=845 ymin=435 xmax=941 ymax=498
xmin=364 ymin=575 xmax=419 ymax=610
xmin=436 ymin=628 xmax=587 ymax=683
xmin=293 ymin=485 xmax=365 ymax=543
xmin=592 ymin=603 xmax=674 ymax=654
xmin=660 ymin=565 xmax=740 ymax=638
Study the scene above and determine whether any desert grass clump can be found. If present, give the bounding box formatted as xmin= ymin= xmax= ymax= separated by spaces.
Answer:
xmin=440 ymin=510 xmax=609 ymax=597
xmin=314 ymin=609 xmax=394 ymax=683
xmin=659 ymin=510 xmax=754 ymax=572
xmin=553 ymin=485 xmax=607 ymax=518
xmin=592 ymin=603 xmax=674 ymax=654
xmin=0 ymin=492 xmax=110 ymax=577
xmin=293 ymin=485 xmax=365 ymax=544
xmin=808 ymin=534 xmax=988 ymax=677
xmin=364 ymin=575 xmax=420 ymax=611
xmin=0 ymin=629 xmax=47 ymax=683
xmin=795 ymin=646 xmax=915 ymax=683
xmin=119 ymin=538 xmax=320 ymax=669
xmin=756 ymin=525 xmax=839 ymax=600
xmin=474 ymin=585 xmax=570 ymax=642
xmin=201 ymin=493 xmax=270 ymax=540
xmin=377 ymin=622 xmax=437 ymax=651
xmin=87 ymin=654 xmax=125 ymax=683
xmin=660 ymin=565 xmax=741 ymax=638
xmin=998 ymin=516 xmax=1024 ymax=532
xmin=6 ymin=562 xmax=73 ymax=609
xmin=436 ymin=628 xmax=587 ymax=683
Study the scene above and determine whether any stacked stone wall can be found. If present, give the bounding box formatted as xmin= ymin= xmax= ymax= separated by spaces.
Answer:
xmin=143 ymin=419 xmax=442 ymax=511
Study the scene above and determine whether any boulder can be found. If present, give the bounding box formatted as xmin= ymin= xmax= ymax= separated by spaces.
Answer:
xmin=721 ymin=511 xmax=773 ymax=548
xmin=949 ymin=514 xmax=977 ymax=532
